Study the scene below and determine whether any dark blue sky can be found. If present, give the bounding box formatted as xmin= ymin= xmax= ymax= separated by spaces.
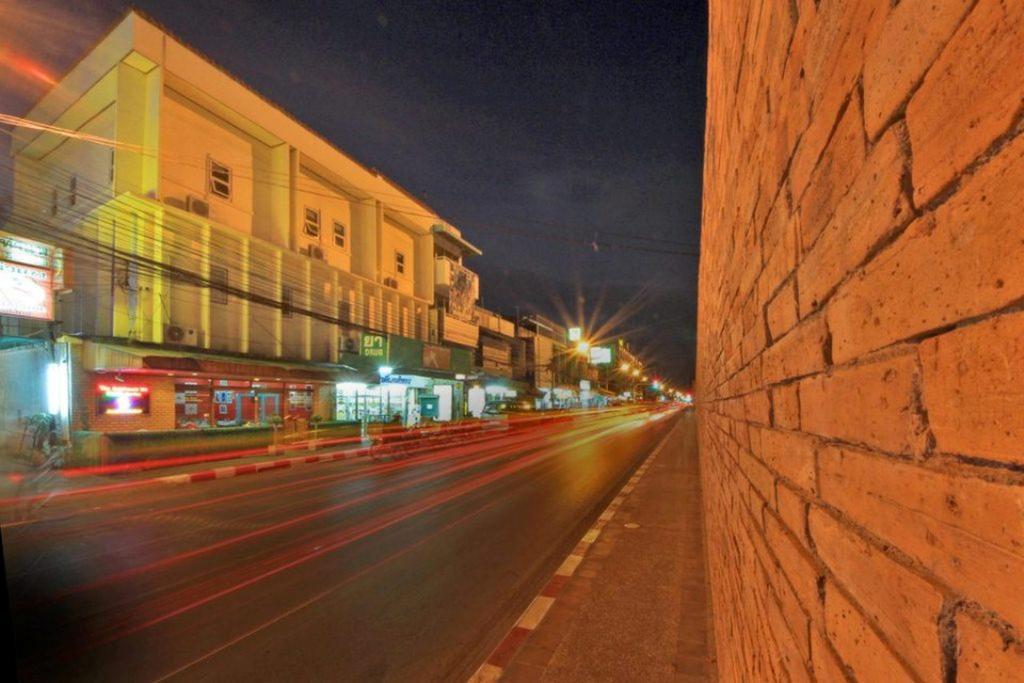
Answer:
xmin=0 ymin=0 xmax=707 ymax=384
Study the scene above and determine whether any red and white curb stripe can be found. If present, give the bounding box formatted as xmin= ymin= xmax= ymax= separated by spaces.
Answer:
xmin=469 ymin=425 xmax=672 ymax=682
xmin=153 ymin=446 xmax=374 ymax=485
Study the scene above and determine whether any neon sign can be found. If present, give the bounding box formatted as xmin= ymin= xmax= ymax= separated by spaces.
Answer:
xmin=97 ymin=384 xmax=151 ymax=415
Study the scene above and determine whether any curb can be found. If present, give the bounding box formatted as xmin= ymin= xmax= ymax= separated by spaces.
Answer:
xmin=153 ymin=446 xmax=373 ymax=485
xmin=154 ymin=423 xmax=507 ymax=486
xmin=468 ymin=417 xmax=675 ymax=682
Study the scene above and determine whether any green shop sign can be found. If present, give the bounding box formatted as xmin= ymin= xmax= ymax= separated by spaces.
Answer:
xmin=361 ymin=333 xmax=388 ymax=359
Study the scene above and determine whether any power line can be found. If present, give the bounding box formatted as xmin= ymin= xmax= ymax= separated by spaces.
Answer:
xmin=1 ymin=116 xmax=699 ymax=256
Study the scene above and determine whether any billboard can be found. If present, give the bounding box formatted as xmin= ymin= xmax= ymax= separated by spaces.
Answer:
xmin=567 ymin=327 xmax=581 ymax=342
xmin=0 ymin=259 xmax=53 ymax=320
xmin=588 ymin=345 xmax=612 ymax=365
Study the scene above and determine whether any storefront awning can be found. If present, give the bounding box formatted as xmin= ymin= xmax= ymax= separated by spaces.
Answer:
xmin=81 ymin=340 xmax=355 ymax=383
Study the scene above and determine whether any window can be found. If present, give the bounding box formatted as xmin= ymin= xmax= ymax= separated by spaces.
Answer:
xmin=282 ymin=286 xmax=294 ymax=318
xmin=333 ymin=221 xmax=346 ymax=248
xmin=339 ymin=300 xmax=351 ymax=323
xmin=50 ymin=188 xmax=58 ymax=217
xmin=209 ymin=159 xmax=232 ymax=199
xmin=210 ymin=265 xmax=228 ymax=305
xmin=68 ymin=176 xmax=77 ymax=207
xmin=304 ymin=207 xmax=321 ymax=238
xmin=395 ymin=251 xmax=406 ymax=276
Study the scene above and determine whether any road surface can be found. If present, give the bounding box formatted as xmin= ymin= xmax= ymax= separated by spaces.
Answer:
xmin=2 ymin=408 xmax=679 ymax=681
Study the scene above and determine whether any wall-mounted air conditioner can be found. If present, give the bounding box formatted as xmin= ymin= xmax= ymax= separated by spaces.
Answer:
xmin=300 ymin=245 xmax=326 ymax=260
xmin=165 ymin=324 xmax=199 ymax=346
xmin=186 ymin=195 xmax=210 ymax=218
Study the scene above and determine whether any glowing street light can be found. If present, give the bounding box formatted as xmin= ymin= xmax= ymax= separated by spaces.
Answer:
xmin=632 ymin=368 xmax=640 ymax=377
xmin=378 ymin=365 xmax=394 ymax=378
xmin=575 ymin=340 xmax=591 ymax=355
xmin=620 ymin=362 xmax=631 ymax=372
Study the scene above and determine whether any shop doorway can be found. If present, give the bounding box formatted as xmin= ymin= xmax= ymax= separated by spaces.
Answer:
xmin=257 ymin=393 xmax=280 ymax=423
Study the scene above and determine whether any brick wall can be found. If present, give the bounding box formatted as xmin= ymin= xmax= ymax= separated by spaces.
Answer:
xmin=697 ymin=0 xmax=1024 ymax=680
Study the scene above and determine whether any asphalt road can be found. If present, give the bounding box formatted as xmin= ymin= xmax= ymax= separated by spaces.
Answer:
xmin=1 ymin=407 xmax=678 ymax=681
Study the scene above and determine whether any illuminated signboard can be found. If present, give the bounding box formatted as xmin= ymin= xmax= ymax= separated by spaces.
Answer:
xmin=588 ymin=346 xmax=613 ymax=365
xmin=1 ymin=236 xmax=49 ymax=267
xmin=579 ymin=380 xmax=592 ymax=391
xmin=361 ymin=333 xmax=388 ymax=359
xmin=97 ymin=384 xmax=151 ymax=415
xmin=0 ymin=259 xmax=53 ymax=320
xmin=567 ymin=327 xmax=582 ymax=342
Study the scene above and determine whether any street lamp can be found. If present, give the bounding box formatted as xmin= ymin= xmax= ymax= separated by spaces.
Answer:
xmin=575 ymin=340 xmax=591 ymax=355
xmin=620 ymin=362 xmax=630 ymax=372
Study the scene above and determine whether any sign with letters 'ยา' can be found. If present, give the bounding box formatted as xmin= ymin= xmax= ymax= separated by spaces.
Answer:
xmin=360 ymin=333 xmax=388 ymax=359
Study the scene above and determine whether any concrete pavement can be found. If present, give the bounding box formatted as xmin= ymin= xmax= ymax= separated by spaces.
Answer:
xmin=482 ymin=411 xmax=714 ymax=681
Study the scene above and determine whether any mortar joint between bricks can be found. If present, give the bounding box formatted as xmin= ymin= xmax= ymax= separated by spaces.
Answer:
xmin=938 ymin=597 xmax=965 ymax=683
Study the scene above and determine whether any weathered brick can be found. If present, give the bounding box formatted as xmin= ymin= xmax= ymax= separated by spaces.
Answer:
xmin=796 ymin=127 xmax=911 ymax=318
xmin=809 ymin=509 xmax=945 ymax=680
xmin=744 ymin=389 xmax=771 ymax=426
xmin=828 ymin=130 xmax=1024 ymax=364
xmin=738 ymin=447 xmax=776 ymax=509
xmin=757 ymin=426 xmax=817 ymax=494
xmin=766 ymin=511 xmax=822 ymax=623
xmin=766 ymin=590 xmax=813 ymax=683
xmin=907 ymin=0 xmax=1024 ymax=205
xmin=823 ymin=580 xmax=914 ymax=682
xmin=762 ymin=313 xmax=828 ymax=385
xmin=809 ymin=626 xmax=850 ymax=683
xmin=799 ymin=351 xmax=925 ymax=455
xmin=957 ymin=615 xmax=1024 ymax=682
xmin=775 ymin=482 xmax=809 ymax=549
xmin=795 ymin=94 xmax=867 ymax=254
xmin=862 ymin=0 xmax=975 ymax=139
xmin=788 ymin=0 xmax=888 ymax=200
xmin=819 ymin=443 xmax=1024 ymax=630
xmin=921 ymin=312 xmax=1024 ymax=466
xmin=766 ymin=276 xmax=798 ymax=342
xmin=771 ymin=381 xmax=800 ymax=430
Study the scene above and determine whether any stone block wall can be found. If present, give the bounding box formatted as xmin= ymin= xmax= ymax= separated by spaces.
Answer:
xmin=697 ymin=0 xmax=1024 ymax=679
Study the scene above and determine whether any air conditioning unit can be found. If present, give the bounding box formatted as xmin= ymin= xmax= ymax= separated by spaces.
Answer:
xmin=164 ymin=196 xmax=187 ymax=211
xmin=339 ymin=329 xmax=360 ymax=355
xmin=300 ymin=245 xmax=325 ymax=260
xmin=186 ymin=195 xmax=210 ymax=217
xmin=383 ymin=277 xmax=399 ymax=289
xmin=165 ymin=324 xmax=198 ymax=345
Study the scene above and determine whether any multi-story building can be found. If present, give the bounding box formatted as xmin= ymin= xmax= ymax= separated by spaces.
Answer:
xmin=517 ymin=314 xmax=597 ymax=408
xmin=0 ymin=11 xmax=484 ymax=445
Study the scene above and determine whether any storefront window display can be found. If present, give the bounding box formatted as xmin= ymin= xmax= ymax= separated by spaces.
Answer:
xmin=175 ymin=379 xmax=317 ymax=429
xmin=336 ymin=376 xmax=463 ymax=425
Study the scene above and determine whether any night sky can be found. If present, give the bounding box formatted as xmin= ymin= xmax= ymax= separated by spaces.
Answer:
xmin=0 ymin=0 xmax=707 ymax=386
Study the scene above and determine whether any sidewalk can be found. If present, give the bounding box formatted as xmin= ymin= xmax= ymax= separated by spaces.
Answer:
xmin=478 ymin=412 xmax=715 ymax=682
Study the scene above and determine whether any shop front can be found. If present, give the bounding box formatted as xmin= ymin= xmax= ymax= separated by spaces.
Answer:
xmin=76 ymin=340 xmax=342 ymax=434
xmin=334 ymin=334 xmax=474 ymax=425
xmin=335 ymin=374 xmax=465 ymax=426
xmin=175 ymin=379 xmax=316 ymax=429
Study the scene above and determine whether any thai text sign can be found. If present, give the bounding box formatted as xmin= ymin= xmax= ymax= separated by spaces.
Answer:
xmin=0 ymin=259 xmax=53 ymax=320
